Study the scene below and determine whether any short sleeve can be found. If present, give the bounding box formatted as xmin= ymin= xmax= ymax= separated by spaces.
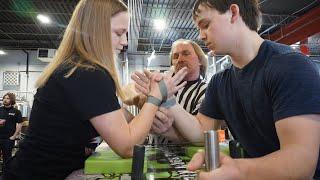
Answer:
xmin=15 ymin=109 xmax=23 ymax=123
xmin=266 ymin=53 xmax=320 ymax=121
xmin=199 ymin=74 xmax=224 ymax=120
xmin=56 ymin=67 xmax=121 ymax=121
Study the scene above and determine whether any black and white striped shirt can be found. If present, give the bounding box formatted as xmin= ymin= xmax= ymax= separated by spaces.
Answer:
xmin=176 ymin=78 xmax=207 ymax=115
xmin=148 ymin=78 xmax=207 ymax=144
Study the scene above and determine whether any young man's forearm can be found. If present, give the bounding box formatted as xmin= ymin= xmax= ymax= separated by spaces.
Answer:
xmin=237 ymin=145 xmax=318 ymax=179
xmin=162 ymin=126 xmax=187 ymax=143
xmin=169 ymin=104 xmax=204 ymax=144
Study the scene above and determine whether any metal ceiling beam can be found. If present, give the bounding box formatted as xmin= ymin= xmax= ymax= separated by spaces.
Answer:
xmin=0 ymin=44 xmax=55 ymax=50
xmin=266 ymin=6 xmax=320 ymax=45
xmin=0 ymin=23 xmax=37 ymax=26
xmin=142 ymin=5 xmax=191 ymax=12
xmin=0 ymin=39 xmax=60 ymax=44
xmin=128 ymin=0 xmax=143 ymax=53
xmin=140 ymin=26 xmax=198 ymax=33
xmin=137 ymin=37 xmax=173 ymax=41
xmin=261 ymin=14 xmax=296 ymax=26
xmin=138 ymin=43 xmax=172 ymax=47
xmin=142 ymin=16 xmax=193 ymax=21
xmin=0 ymin=29 xmax=16 ymax=40
xmin=39 ymin=0 xmax=58 ymax=48
xmin=142 ymin=5 xmax=297 ymax=18
xmin=0 ymin=10 xmax=72 ymax=16
xmin=138 ymin=42 xmax=207 ymax=49
xmin=262 ymin=14 xmax=297 ymax=18
xmin=6 ymin=0 xmax=77 ymax=3
xmin=143 ymin=15 xmax=294 ymax=27
xmin=0 ymin=32 xmax=60 ymax=36
xmin=29 ymin=13 xmax=45 ymax=45
xmin=1 ymin=14 xmax=295 ymax=29
xmin=0 ymin=23 xmax=63 ymax=31
xmin=0 ymin=43 xmax=57 ymax=50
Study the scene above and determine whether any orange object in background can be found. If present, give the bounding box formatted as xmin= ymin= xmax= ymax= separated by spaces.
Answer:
xmin=218 ymin=129 xmax=225 ymax=142
xmin=300 ymin=44 xmax=310 ymax=55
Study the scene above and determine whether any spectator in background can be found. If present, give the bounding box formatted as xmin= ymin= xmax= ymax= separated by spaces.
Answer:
xmin=131 ymin=39 xmax=208 ymax=143
xmin=0 ymin=93 xmax=22 ymax=171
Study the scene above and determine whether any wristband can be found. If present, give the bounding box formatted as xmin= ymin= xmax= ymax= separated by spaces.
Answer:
xmin=146 ymin=95 xmax=162 ymax=106
xmin=160 ymin=98 xmax=176 ymax=108
xmin=148 ymin=79 xmax=168 ymax=106
xmin=158 ymin=79 xmax=168 ymax=101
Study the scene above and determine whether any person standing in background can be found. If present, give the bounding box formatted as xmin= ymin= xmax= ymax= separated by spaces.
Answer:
xmin=0 ymin=93 xmax=22 ymax=172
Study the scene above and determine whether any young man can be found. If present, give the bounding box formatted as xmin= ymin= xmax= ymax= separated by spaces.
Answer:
xmin=0 ymin=93 xmax=22 ymax=170
xmin=133 ymin=0 xmax=320 ymax=179
xmin=187 ymin=0 xmax=320 ymax=179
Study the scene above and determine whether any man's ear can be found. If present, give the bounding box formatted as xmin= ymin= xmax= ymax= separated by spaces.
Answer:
xmin=229 ymin=4 xmax=240 ymax=24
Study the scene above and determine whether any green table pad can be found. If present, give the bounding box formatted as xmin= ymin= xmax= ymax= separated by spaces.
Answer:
xmin=85 ymin=143 xmax=229 ymax=175
xmin=84 ymin=150 xmax=147 ymax=174
xmin=145 ymin=171 xmax=180 ymax=179
xmin=186 ymin=143 xmax=230 ymax=157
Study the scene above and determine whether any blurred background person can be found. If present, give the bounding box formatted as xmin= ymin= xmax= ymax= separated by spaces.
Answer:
xmin=0 ymin=93 xmax=22 ymax=172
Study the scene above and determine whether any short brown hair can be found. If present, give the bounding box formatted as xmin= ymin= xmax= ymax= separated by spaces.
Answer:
xmin=3 ymin=92 xmax=16 ymax=105
xmin=193 ymin=0 xmax=261 ymax=32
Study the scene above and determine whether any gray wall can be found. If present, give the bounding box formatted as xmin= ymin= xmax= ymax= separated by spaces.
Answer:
xmin=0 ymin=50 xmax=48 ymax=104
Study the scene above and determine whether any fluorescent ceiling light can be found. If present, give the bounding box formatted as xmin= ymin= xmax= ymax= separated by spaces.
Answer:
xmin=0 ymin=50 xmax=6 ymax=55
xmin=147 ymin=50 xmax=156 ymax=66
xmin=37 ymin=14 xmax=51 ymax=24
xmin=154 ymin=19 xmax=166 ymax=31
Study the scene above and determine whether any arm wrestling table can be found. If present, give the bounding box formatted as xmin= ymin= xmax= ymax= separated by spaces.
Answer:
xmin=84 ymin=142 xmax=233 ymax=179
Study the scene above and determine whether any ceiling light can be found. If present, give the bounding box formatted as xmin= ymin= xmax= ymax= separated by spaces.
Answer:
xmin=37 ymin=14 xmax=51 ymax=24
xmin=154 ymin=19 xmax=166 ymax=31
xmin=147 ymin=50 xmax=156 ymax=66
xmin=0 ymin=50 xmax=6 ymax=55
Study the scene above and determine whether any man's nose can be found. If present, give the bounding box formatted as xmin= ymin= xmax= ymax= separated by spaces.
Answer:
xmin=177 ymin=54 xmax=184 ymax=62
xmin=199 ymin=29 xmax=206 ymax=41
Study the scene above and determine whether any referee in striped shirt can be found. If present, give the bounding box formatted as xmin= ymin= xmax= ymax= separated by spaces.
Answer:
xmin=149 ymin=39 xmax=208 ymax=144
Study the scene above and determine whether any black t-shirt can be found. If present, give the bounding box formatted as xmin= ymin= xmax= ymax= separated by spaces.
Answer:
xmin=0 ymin=106 xmax=23 ymax=139
xmin=5 ymin=65 xmax=121 ymax=179
xmin=200 ymin=40 xmax=320 ymax=177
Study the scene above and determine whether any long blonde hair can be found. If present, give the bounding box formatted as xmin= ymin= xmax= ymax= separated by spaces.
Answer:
xmin=36 ymin=0 xmax=127 ymax=100
xmin=170 ymin=39 xmax=208 ymax=79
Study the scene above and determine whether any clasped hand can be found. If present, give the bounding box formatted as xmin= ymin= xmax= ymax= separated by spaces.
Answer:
xmin=151 ymin=107 xmax=174 ymax=134
xmin=131 ymin=68 xmax=187 ymax=134
xmin=131 ymin=67 xmax=187 ymax=101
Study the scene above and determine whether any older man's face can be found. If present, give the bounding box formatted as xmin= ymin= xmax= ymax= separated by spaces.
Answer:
xmin=171 ymin=43 xmax=201 ymax=81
